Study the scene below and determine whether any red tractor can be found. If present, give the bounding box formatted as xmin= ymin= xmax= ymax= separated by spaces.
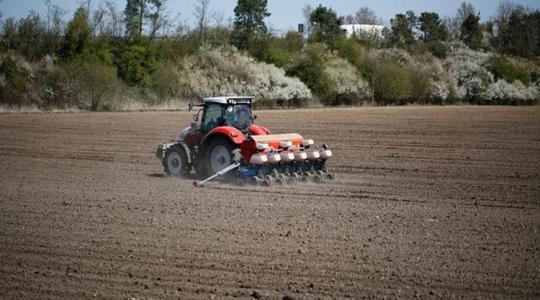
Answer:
xmin=156 ymin=96 xmax=333 ymax=186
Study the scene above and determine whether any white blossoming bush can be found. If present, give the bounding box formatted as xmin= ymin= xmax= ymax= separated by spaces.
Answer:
xmin=443 ymin=43 xmax=493 ymax=101
xmin=370 ymin=48 xmax=415 ymax=66
xmin=483 ymin=80 xmax=540 ymax=104
xmin=441 ymin=43 xmax=539 ymax=104
xmin=177 ymin=46 xmax=312 ymax=107
xmin=324 ymin=56 xmax=371 ymax=104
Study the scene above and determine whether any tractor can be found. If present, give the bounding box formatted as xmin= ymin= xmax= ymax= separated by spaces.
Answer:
xmin=156 ymin=96 xmax=333 ymax=186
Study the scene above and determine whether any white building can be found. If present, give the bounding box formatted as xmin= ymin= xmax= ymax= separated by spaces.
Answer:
xmin=340 ymin=24 xmax=386 ymax=39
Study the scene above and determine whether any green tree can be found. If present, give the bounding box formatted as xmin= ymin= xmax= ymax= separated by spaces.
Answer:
xmin=419 ymin=12 xmax=447 ymax=42
xmin=124 ymin=0 xmax=162 ymax=37
xmin=62 ymin=7 xmax=91 ymax=59
xmin=498 ymin=10 xmax=540 ymax=58
xmin=389 ymin=11 xmax=417 ymax=48
xmin=115 ymin=37 xmax=157 ymax=86
xmin=1 ymin=17 xmax=19 ymax=51
xmin=460 ymin=13 xmax=482 ymax=50
xmin=308 ymin=5 xmax=343 ymax=44
xmin=232 ymin=0 xmax=271 ymax=51
xmin=15 ymin=12 xmax=47 ymax=60
xmin=0 ymin=56 xmax=28 ymax=105
xmin=418 ymin=12 xmax=449 ymax=58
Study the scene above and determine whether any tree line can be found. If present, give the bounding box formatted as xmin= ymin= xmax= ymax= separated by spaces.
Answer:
xmin=0 ymin=0 xmax=538 ymax=110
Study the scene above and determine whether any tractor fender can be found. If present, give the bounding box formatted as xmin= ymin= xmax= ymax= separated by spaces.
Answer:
xmin=176 ymin=141 xmax=192 ymax=164
xmin=157 ymin=141 xmax=192 ymax=164
xmin=249 ymin=124 xmax=270 ymax=135
xmin=202 ymin=126 xmax=246 ymax=146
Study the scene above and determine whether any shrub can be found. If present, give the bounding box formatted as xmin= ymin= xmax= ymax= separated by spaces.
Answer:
xmin=486 ymin=56 xmax=530 ymax=85
xmin=283 ymin=31 xmax=305 ymax=52
xmin=323 ymin=56 xmax=371 ymax=105
xmin=0 ymin=55 xmax=30 ymax=106
xmin=258 ymin=33 xmax=304 ymax=69
xmin=425 ymin=41 xmax=449 ymax=59
xmin=34 ymin=56 xmax=73 ymax=109
xmin=115 ymin=37 xmax=157 ymax=86
xmin=66 ymin=56 xmax=119 ymax=110
xmin=332 ymin=36 xmax=367 ymax=71
xmin=177 ymin=46 xmax=311 ymax=107
xmin=483 ymin=80 xmax=539 ymax=105
xmin=286 ymin=44 xmax=333 ymax=101
xmin=444 ymin=43 xmax=492 ymax=101
xmin=264 ymin=43 xmax=294 ymax=69
xmin=368 ymin=59 xmax=413 ymax=105
xmin=150 ymin=62 xmax=183 ymax=102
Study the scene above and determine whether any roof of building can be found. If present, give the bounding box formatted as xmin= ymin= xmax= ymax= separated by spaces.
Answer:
xmin=202 ymin=96 xmax=255 ymax=104
xmin=340 ymin=24 xmax=386 ymax=38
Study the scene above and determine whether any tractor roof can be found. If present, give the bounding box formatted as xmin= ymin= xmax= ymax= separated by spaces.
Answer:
xmin=202 ymin=96 xmax=255 ymax=105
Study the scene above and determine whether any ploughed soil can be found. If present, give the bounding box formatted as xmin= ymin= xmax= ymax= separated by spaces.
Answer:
xmin=0 ymin=106 xmax=539 ymax=299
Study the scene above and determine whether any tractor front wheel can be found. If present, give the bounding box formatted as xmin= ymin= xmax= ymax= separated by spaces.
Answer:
xmin=163 ymin=145 xmax=189 ymax=177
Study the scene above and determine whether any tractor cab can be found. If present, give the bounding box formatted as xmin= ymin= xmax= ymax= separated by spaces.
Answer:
xmin=192 ymin=96 xmax=255 ymax=133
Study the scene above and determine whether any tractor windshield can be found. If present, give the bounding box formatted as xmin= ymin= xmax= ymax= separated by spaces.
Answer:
xmin=225 ymin=104 xmax=253 ymax=131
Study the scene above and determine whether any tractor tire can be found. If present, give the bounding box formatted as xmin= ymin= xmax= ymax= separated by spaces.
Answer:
xmin=163 ymin=145 xmax=189 ymax=177
xmin=202 ymin=136 xmax=238 ymax=178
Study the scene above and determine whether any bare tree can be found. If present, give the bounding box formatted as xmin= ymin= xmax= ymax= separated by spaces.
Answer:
xmin=495 ymin=1 xmax=524 ymax=28
xmin=41 ymin=1 xmax=65 ymax=55
xmin=50 ymin=4 xmax=66 ymax=35
xmin=148 ymin=0 xmax=168 ymax=37
xmin=212 ymin=11 xmax=225 ymax=27
xmin=92 ymin=2 xmax=107 ymax=36
xmin=456 ymin=2 xmax=476 ymax=24
xmin=78 ymin=0 xmax=92 ymax=19
xmin=302 ymin=4 xmax=313 ymax=37
xmin=444 ymin=2 xmax=477 ymax=38
xmin=343 ymin=14 xmax=355 ymax=25
xmin=194 ymin=0 xmax=210 ymax=43
xmin=44 ymin=0 xmax=52 ymax=31
xmin=206 ymin=11 xmax=232 ymax=45
xmin=355 ymin=7 xmax=380 ymax=25
xmin=104 ymin=1 xmax=122 ymax=37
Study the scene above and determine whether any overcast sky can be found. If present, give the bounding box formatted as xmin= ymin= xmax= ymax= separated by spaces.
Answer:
xmin=1 ymin=0 xmax=539 ymax=34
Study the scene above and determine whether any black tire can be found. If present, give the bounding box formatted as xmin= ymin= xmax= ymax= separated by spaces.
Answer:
xmin=201 ymin=136 xmax=238 ymax=178
xmin=163 ymin=145 xmax=188 ymax=177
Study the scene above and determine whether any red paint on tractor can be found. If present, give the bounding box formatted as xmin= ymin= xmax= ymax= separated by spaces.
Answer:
xmin=240 ymin=139 xmax=258 ymax=163
xmin=249 ymin=124 xmax=270 ymax=135
xmin=184 ymin=130 xmax=202 ymax=147
xmin=205 ymin=126 xmax=246 ymax=145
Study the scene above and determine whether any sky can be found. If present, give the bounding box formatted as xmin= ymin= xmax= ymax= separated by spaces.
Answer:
xmin=1 ymin=0 xmax=539 ymax=34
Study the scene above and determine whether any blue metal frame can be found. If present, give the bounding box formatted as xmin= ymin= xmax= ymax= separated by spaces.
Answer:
xmin=236 ymin=159 xmax=329 ymax=184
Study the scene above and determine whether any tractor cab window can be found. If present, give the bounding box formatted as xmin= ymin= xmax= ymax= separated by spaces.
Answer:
xmin=225 ymin=104 xmax=252 ymax=131
xmin=202 ymin=103 xmax=224 ymax=131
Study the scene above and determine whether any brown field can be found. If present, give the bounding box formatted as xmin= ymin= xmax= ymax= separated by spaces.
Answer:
xmin=0 ymin=106 xmax=539 ymax=299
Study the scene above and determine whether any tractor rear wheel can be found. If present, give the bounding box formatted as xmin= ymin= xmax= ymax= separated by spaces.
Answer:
xmin=202 ymin=136 xmax=237 ymax=178
xmin=163 ymin=145 xmax=188 ymax=177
